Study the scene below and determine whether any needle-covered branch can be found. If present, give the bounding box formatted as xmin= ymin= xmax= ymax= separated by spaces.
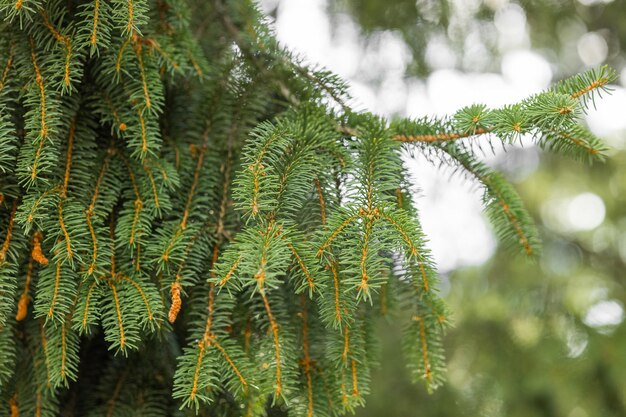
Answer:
xmin=0 ymin=0 xmax=614 ymax=415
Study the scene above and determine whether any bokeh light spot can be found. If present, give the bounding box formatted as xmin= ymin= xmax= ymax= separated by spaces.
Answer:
xmin=583 ymin=300 xmax=625 ymax=330
xmin=566 ymin=192 xmax=605 ymax=231
xmin=577 ymin=32 xmax=608 ymax=66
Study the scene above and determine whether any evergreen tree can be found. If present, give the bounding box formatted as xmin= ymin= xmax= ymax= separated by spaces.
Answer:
xmin=0 ymin=0 xmax=615 ymax=415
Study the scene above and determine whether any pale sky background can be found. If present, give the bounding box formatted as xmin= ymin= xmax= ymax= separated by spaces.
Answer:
xmin=259 ymin=0 xmax=626 ymax=275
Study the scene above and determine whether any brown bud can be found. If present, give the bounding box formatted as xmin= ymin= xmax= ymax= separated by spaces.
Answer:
xmin=32 ymin=231 xmax=48 ymax=265
xmin=168 ymin=281 xmax=182 ymax=324
xmin=15 ymin=294 xmax=28 ymax=321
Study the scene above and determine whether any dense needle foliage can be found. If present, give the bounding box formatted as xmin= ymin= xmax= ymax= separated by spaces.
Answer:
xmin=0 ymin=0 xmax=615 ymax=415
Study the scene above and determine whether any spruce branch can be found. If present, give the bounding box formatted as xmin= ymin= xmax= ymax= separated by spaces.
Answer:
xmin=0 ymin=0 xmax=615 ymax=415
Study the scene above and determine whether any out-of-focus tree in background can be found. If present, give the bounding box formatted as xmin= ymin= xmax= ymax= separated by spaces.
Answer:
xmin=335 ymin=0 xmax=625 ymax=76
xmin=262 ymin=0 xmax=626 ymax=416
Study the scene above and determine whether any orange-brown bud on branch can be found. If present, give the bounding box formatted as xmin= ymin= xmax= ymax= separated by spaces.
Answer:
xmin=168 ymin=281 xmax=182 ymax=323
xmin=32 ymin=231 xmax=48 ymax=265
